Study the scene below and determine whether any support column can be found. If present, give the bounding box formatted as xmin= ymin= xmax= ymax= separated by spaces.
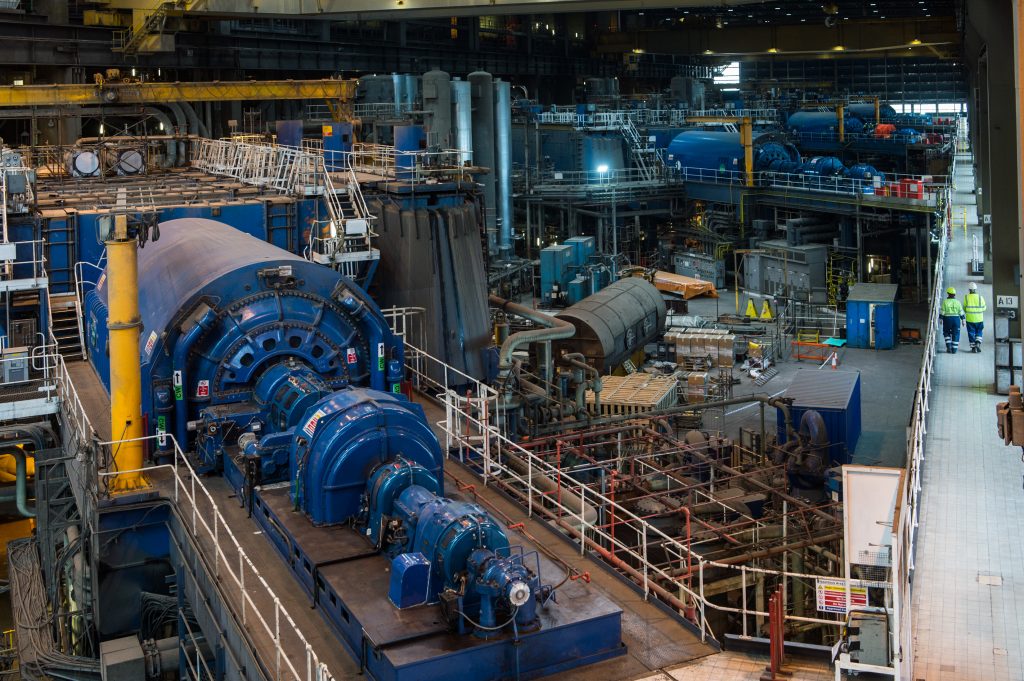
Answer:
xmin=107 ymin=214 xmax=146 ymax=491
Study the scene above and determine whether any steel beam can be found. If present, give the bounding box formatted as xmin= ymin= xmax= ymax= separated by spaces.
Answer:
xmin=101 ymin=0 xmax=764 ymax=20
xmin=0 ymin=79 xmax=356 ymax=108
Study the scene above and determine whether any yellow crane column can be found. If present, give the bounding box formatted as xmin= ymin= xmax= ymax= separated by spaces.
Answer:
xmin=873 ymin=96 xmax=881 ymax=126
xmin=741 ymin=116 xmax=754 ymax=187
xmin=107 ymin=212 xmax=147 ymax=491
xmin=837 ymin=103 xmax=845 ymax=143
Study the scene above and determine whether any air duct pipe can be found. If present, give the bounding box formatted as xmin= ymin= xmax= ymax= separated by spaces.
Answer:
xmin=180 ymin=101 xmax=209 ymax=139
xmin=451 ymin=79 xmax=473 ymax=165
xmin=469 ymin=71 xmax=497 ymax=251
xmin=422 ymin=69 xmax=452 ymax=149
xmin=489 ymin=295 xmax=576 ymax=374
xmin=494 ymin=79 xmax=513 ymax=258
xmin=165 ymin=102 xmax=190 ymax=161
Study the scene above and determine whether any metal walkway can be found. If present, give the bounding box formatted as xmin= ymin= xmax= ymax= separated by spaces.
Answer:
xmin=910 ymin=153 xmax=1024 ymax=680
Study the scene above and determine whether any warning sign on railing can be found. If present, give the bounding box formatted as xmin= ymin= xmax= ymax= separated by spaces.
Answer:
xmin=816 ymin=578 xmax=867 ymax=614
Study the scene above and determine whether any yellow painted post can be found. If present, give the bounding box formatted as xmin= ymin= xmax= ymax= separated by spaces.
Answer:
xmin=734 ymin=251 xmax=740 ymax=313
xmin=963 ymin=207 xmax=967 ymax=238
xmin=837 ymin=104 xmax=845 ymax=143
xmin=741 ymin=117 xmax=754 ymax=187
xmin=107 ymin=214 xmax=147 ymax=492
xmin=874 ymin=97 xmax=880 ymax=126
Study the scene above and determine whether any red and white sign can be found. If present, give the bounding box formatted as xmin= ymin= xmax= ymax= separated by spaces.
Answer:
xmin=303 ymin=408 xmax=326 ymax=438
xmin=196 ymin=380 xmax=210 ymax=398
xmin=346 ymin=347 xmax=357 ymax=364
xmin=816 ymin=578 xmax=867 ymax=614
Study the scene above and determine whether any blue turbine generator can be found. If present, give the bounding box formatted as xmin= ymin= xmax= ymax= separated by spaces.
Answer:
xmin=665 ymin=130 xmax=885 ymax=183
xmin=86 ymin=218 xmax=624 ymax=681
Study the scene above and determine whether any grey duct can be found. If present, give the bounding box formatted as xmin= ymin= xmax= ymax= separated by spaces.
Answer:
xmin=392 ymin=73 xmax=404 ymax=113
xmin=451 ymin=79 xmax=473 ymax=165
xmin=422 ymin=69 xmax=452 ymax=149
xmin=489 ymin=294 xmax=575 ymax=372
xmin=165 ymin=102 xmax=189 ymax=161
xmin=180 ymin=101 xmax=209 ymax=139
xmin=494 ymin=79 xmax=513 ymax=258
xmin=404 ymin=75 xmax=418 ymax=113
xmin=469 ymin=71 xmax=497 ymax=251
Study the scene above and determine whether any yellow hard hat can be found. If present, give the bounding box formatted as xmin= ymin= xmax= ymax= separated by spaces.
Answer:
xmin=946 ymin=287 xmax=956 ymax=295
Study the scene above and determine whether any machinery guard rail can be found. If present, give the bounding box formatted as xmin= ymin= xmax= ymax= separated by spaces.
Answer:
xmin=381 ymin=308 xmax=881 ymax=646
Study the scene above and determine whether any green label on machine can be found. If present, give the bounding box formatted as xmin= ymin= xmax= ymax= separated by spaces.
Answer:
xmin=377 ymin=342 xmax=385 ymax=372
xmin=173 ymin=386 xmax=183 ymax=401
xmin=157 ymin=415 xmax=166 ymax=430
xmin=391 ymin=383 xmax=401 ymax=394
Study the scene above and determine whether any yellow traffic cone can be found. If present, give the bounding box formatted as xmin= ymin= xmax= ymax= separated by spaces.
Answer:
xmin=759 ymin=300 xmax=773 ymax=320
xmin=745 ymin=299 xmax=758 ymax=319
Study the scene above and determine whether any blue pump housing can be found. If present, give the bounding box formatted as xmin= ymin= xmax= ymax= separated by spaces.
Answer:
xmin=665 ymin=131 xmax=801 ymax=173
xmin=786 ymin=111 xmax=866 ymax=135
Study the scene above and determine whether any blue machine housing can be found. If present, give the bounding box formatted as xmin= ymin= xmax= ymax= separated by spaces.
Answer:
xmin=85 ymin=218 xmax=400 ymax=463
xmin=665 ymin=130 xmax=801 ymax=173
xmin=845 ymin=102 xmax=898 ymax=121
xmin=786 ymin=111 xmax=866 ymax=135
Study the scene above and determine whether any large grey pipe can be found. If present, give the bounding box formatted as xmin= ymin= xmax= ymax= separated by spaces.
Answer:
xmin=489 ymin=294 xmax=575 ymax=371
xmin=469 ymin=71 xmax=497 ymax=251
xmin=392 ymin=73 xmax=404 ymax=112
xmin=180 ymin=101 xmax=209 ymax=139
xmin=451 ymin=79 xmax=473 ymax=165
xmin=165 ymin=102 xmax=189 ymax=160
xmin=422 ymin=69 xmax=452 ymax=148
xmin=494 ymin=79 xmax=513 ymax=258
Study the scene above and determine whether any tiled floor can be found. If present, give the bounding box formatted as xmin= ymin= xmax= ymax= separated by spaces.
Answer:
xmin=910 ymin=154 xmax=1024 ymax=681
xmin=634 ymin=651 xmax=832 ymax=681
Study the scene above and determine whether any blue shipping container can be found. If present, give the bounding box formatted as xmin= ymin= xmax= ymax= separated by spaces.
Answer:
xmin=776 ymin=369 xmax=862 ymax=465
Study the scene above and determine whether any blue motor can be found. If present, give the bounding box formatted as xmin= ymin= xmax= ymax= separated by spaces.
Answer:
xmin=367 ymin=459 xmax=553 ymax=637
xmin=846 ymin=102 xmax=898 ymax=121
xmin=799 ymin=156 xmax=847 ymax=177
xmin=845 ymin=163 xmax=886 ymax=182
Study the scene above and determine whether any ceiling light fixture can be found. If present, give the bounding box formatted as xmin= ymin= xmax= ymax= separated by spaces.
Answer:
xmin=703 ymin=49 xmax=714 ymax=54
xmin=833 ymin=45 xmax=845 ymax=51
xmin=768 ymin=47 xmax=779 ymax=53
xmin=910 ymin=38 xmax=922 ymax=45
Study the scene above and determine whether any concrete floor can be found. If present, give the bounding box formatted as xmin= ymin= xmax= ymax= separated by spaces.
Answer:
xmin=682 ymin=293 xmax=925 ymax=469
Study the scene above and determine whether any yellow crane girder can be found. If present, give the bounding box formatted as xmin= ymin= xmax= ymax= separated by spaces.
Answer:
xmin=0 ymin=79 xmax=357 ymax=108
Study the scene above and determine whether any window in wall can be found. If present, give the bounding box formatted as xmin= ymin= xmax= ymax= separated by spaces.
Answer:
xmin=714 ymin=61 xmax=741 ymax=85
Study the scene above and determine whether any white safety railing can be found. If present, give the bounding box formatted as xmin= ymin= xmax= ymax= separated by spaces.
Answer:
xmin=890 ymin=167 xmax=953 ymax=681
xmin=331 ymin=143 xmax=472 ymax=187
xmin=191 ymin=138 xmax=377 ymax=273
xmin=96 ymin=434 xmax=336 ymax=681
xmin=379 ymin=307 xmax=872 ymax=646
xmin=670 ymin=166 xmax=948 ymax=205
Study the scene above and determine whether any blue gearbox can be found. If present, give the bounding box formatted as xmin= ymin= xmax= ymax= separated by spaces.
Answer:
xmin=367 ymin=459 xmax=553 ymax=638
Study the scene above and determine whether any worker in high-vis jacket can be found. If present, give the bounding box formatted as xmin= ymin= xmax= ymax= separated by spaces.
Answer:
xmin=963 ymin=281 xmax=987 ymax=353
xmin=940 ymin=287 xmax=965 ymax=354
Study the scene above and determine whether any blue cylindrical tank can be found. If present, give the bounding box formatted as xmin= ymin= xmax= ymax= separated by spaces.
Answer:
xmin=787 ymin=111 xmax=865 ymax=135
xmin=846 ymin=102 xmax=898 ymax=121
xmin=665 ymin=131 xmax=800 ymax=173
xmin=85 ymin=218 xmax=399 ymax=453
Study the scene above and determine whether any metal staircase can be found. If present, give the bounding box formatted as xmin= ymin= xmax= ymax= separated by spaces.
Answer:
xmin=47 ymin=292 xmax=85 ymax=360
xmin=191 ymin=138 xmax=379 ymax=283
xmin=113 ymin=2 xmax=173 ymax=54
xmin=619 ymin=118 xmax=662 ymax=182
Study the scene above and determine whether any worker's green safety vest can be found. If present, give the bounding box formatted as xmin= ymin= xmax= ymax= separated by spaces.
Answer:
xmin=940 ymin=298 xmax=964 ymax=318
xmin=964 ymin=293 xmax=986 ymax=323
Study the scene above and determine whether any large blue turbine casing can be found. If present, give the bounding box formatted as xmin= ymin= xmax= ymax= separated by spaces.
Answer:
xmin=84 ymin=218 xmax=400 ymax=456
xmin=665 ymin=130 xmax=800 ymax=172
xmin=845 ymin=102 xmax=898 ymax=121
xmin=787 ymin=111 xmax=866 ymax=135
